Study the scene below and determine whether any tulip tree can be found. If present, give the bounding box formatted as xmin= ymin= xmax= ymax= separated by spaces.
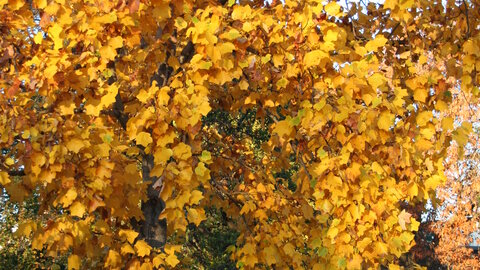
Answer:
xmin=0 ymin=0 xmax=479 ymax=269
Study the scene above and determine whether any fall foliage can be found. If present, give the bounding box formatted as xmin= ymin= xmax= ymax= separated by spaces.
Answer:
xmin=429 ymin=89 xmax=480 ymax=268
xmin=1 ymin=0 xmax=480 ymax=269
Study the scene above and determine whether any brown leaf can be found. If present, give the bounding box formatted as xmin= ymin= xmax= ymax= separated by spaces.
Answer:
xmin=6 ymin=79 xmax=21 ymax=98
xmin=128 ymin=0 xmax=140 ymax=13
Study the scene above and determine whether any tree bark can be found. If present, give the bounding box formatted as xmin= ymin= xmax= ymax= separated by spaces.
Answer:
xmin=131 ymin=153 xmax=167 ymax=249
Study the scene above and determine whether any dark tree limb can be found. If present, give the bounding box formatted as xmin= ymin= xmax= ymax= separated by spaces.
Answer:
xmin=0 ymin=163 xmax=25 ymax=177
xmin=129 ymin=40 xmax=197 ymax=249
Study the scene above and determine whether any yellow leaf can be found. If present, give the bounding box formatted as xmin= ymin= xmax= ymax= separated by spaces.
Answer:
xmin=239 ymin=80 xmax=249 ymax=90
xmin=154 ymin=148 xmax=172 ymax=165
xmin=157 ymin=86 xmax=170 ymax=106
xmin=261 ymin=54 xmax=271 ymax=64
xmin=273 ymin=120 xmax=293 ymax=137
xmin=68 ymin=254 xmax=81 ymax=270
xmin=357 ymin=237 xmax=371 ymax=252
xmin=104 ymin=250 xmax=121 ymax=268
xmin=165 ymin=252 xmax=180 ymax=267
xmin=34 ymin=0 xmax=47 ymax=8
xmin=368 ymin=73 xmax=386 ymax=90
xmin=153 ymin=2 xmax=171 ymax=19
xmin=34 ymin=32 xmax=43 ymax=44
xmin=140 ymin=262 xmax=153 ymax=270
xmin=374 ymin=241 xmax=388 ymax=255
xmin=441 ymin=117 xmax=454 ymax=130
xmin=276 ymin=77 xmax=288 ymax=89
xmin=0 ymin=172 xmax=11 ymax=185
xmin=283 ymin=243 xmax=296 ymax=256
xmin=221 ymin=29 xmax=241 ymax=40
xmin=199 ymin=150 xmax=212 ymax=164
xmin=327 ymin=227 xmax=339 ymax=239
xmin=264 ymin=245 xmax=280 ymax=266
xmin=424 ymin=175 xmax=443 ymax=191
xmin=70 ymin=201 xmax=86 ymax=217
xmin=389 ymin=264 xmax=401 ymax=270
xmin=348 ymin=254 xmax=363 ymax=269
xmin=5 ymin=157 xmax=13 ymax=165
xmin=66 ymin=138 xmax=85 ymax=153
xmin=175 ymin=17 xmax=188 ymax=30
xmin=324 ymin=29 xmax=338 ymax=43
xmin=264 ymin=100 xmax=275 ymax=107
xmin=187 ymin=208 xmax=206 ymax=226
xmin=410 ymin=218 xmax=420 ymax=231
xmin=377 ymin=111 xmax=394 ymax=131
xmin=93 ymin=13 xmax=117 ymax=24
xmin=338 ymin=232 xmax=351 ymax=244
xmin=365 ymin=35 xmax=388 ymax=52
xmin=137 ymin=89 xmax=150 ymax=103
xmin=304 ymin=50 xmax=328 ymax=68
xmin=414 ymin=88 xmax=428 ymax=103
xmin=100 ymin=84 xmax=118 ymax=109
xmin=153 ymin=254 xmax=165 ymax=268
xmin=44 ymin=65 xmax=58 ymax=79
xmin=254 ymin=209 xmax=268 ymax=220
xmin=407 ymin=182 xmax=418 ymax=198
xmin=121 ymin=243 xmax=135 ymax=255
xmin=420 ymin=125 xmax=435 ymax=140
xmin=219 ymin=42 xmax=236 ymax=55
xmin=355 ymin=44 xmax=368 ymax=56
xmin=317 ymin=199 xmax=333 ymax=214
xmin=453 ymin=122 xmax=472 ymax=147
xmin=58 ymin=100 xmax=76 ymax=115
xmin=119 ymin=229 xmax=139 ymax=244
xmin=173 ymin=143 xmax=191 ymax=160
xmin=189 ymin=190 xmax=204 ymax=205
xmin=99 ymin=45 xmax=117 ymax=61
xmin=31 ymin=152 xmax=46 ymax=167
xmin=324 ymin=2 xmax=341 ymax=16
xmin=84 ymin=99 xmax=102 ymax=116
xmin=136 ymin=132 xmax=153 ymax=147
xmin=8 ymin=0 xmax=24 ymax=10
xmin=48 ymin=24 xmax=63 ymax=50
xmin=135 ymin=240 xmax=152 ymax=257
xmin=108 ymin=36 xmax=123 ymax=49
xmin=197 ymin=101 xmax=211 ymax=116
xmin=257 ymin=183 xmax=266 ymax=193
xmin=59 ymin=188 xmax=77 ymax=207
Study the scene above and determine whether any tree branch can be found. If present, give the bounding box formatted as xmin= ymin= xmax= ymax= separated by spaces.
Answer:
xmin=0 ymin=163 xmax=25 ymax=177
xmin=291 ymin=142 xmax=313 ymax=182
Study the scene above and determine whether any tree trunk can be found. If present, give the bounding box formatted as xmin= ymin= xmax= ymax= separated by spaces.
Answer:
xmin=132 ymin=153 xmax=167 ymax=249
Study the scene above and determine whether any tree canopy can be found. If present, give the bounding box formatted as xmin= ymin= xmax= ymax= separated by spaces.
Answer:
xmin=1 ymin=0 xmax=479 ymax=269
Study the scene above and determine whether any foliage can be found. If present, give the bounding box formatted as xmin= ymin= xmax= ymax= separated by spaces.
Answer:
xmin=178 ymin=207 xmax=239 ymax=270
xmin=1 ymin=0 xmax=480 ymax=269
xmin=0 ymin=192 xmax=37 ymax=269
xmin=429 ymin=88 xmax=480 ymax=268
xmin=0 ymin=190 xmax=67 ymax=269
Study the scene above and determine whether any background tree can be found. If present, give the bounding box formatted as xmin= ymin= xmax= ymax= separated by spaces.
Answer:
xmin=1 ymin=0 xmax=480 ymax=269
xmin=0 ymin=186 xmax=69 ymax=269
xmin=430 ymin=87 xmax=480 ymax=268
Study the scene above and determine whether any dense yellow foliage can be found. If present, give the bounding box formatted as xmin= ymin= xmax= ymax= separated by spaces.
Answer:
xmin=1 ymin=0 xmax=479 ymax=269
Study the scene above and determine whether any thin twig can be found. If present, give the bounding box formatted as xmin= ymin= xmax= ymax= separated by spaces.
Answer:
xmin=387 ymin=23 xmax=400 ymax=39
xmin=460 ymin=89 xmax=476 ymax=119
xmin=291 ymin=143 xmax=313 ymax=181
